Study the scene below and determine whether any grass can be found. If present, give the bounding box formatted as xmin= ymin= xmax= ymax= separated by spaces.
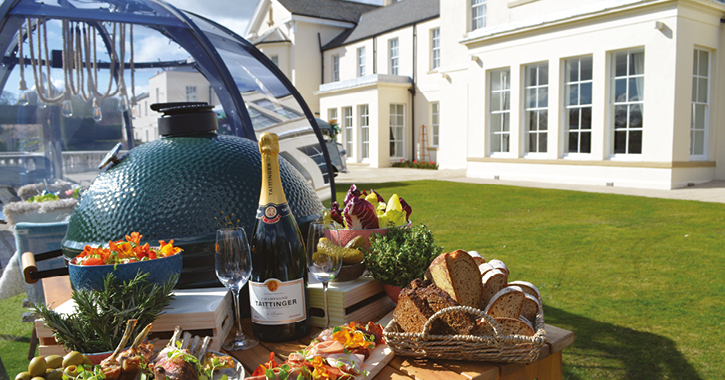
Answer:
xmin=330 ymin=180 xmax=725 ymax=379
xmin=2 ymin=180 xmax=723 ymax=379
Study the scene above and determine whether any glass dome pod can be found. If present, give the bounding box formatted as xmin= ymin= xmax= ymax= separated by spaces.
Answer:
xmin=0 ymin=0 xmax=341 ymax=201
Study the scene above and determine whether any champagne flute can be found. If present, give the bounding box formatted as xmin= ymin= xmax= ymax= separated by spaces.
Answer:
xmin=307 ymin=221 xmax=343 ymax=332
xmin=215 ymin=228 xmax=258 ymax=350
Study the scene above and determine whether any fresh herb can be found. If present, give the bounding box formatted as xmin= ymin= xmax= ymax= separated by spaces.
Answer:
xmin=35 ymin=271 xmax=176 ymax=353
xmin=27 ymin=192 xmax=60 ymax=203
xmin=363 ymin=224 xmax=442 ymax=287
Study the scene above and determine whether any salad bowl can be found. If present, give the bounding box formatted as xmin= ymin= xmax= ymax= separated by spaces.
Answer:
xmin=68 ymin=252 xmax=182 ymax=292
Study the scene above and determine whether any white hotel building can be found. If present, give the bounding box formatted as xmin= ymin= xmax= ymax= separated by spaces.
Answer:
xmin=246 ymin=0 xmax=725 ymax=189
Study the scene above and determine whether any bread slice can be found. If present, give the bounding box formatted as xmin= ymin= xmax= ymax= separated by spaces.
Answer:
xmin=467 ymin=251 xmax=486 ymax=266
xmin=469 ymin=319 xmax=495 ymax=337
xmin=394 ymin=280 xmax=474 ymax=335
xmin=484 ymin=286 xmax=524 ymax=319
xmin=481 ymin=269 xmax=508 ymax=307
xmin=488 ymin=259 xmax=509 ymax=277
xmin=520 ymin=293 xmax=541 ymax=321
xmin=393 ymin=288 xmax=438 ymax=333
xmin=425 ymin=250 xmax=484 ymax=309
xmin=508 ymin=280 xmax=541 ymax=299
xmin=494 ymin=317 xmax=535 ymax=337
xmin=418 ymin=283 xmax=475 ymax=335
xmin=478 ymin=263 xmax=494 ymax=277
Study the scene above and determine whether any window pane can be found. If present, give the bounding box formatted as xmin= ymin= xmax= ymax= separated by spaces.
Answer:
xmin=569 ymin=132 xmax=578 ymax=153
xmin=538 ymin=87 xmax=548 ymax=107
xmin=630 ymin=104 xmax=643 ymax=129
xmin=581 ymin=57 xmax=593 ymax=81
xmin=528 ymin=111 xmax=537 ymax=131
xmin=629 ymin=77 xmax=643 ymax=102
xmin=695 ymin=104 xmax=706 ymax=129
xmin=528 ymin=67 xmax=537 ymax=86
xmin=502 ymin=70 xmax=510 ymax=89
xmin=527 ymin=89 xmax=536 ymax=108
xmin=491 ymin=92 xmax=501 ymax=111
xmin=502 ymin=133 xmax=509 ymax=152
xmin=539 ymin=111 xmax=548 ymax=131
xmin=614 ymin=105 xmax=628 ymax=129
xmin=567 ymin=84 xmax=578 ymax=106
xmin=699 ymin=50 xmax=709 ymax=76
xmin=502 ymin=91 xmax=510 ymax=110
xmin=614 ymin=131 xmax=627 ymax=153
xmin=615 ymin=79 xmax=627 ymax=102
xmin=502 ymin=113 xmax=510 ymax=132
xmin=630 ymin=51 xmax=644 ymax=75
xmin=491 ymin=72 xmax=501 ymax=91
xmin=491 ymin=114 xmax=502 ymax=132
xmin=567 ymin=60 xmax=578 ymax=82
xmin=569 ymin=109 xmax=580 ymax=130
xmin=581 ymin=131 xmax=591 ymax=153
xmin=539 ymin=65 xmax=549 ymax=85
xmin=615 ymin=52 xmax=627 ymax=77
xmin=692 ymin=79 xmax=698 ymax=102
xmin=698 ymin=78 xmax=708 ymax=103
xmin=492 ymin=133 xmax=501 ymax=152
xmin=581 ymin=107 xmax=592 ymax=129
xmin=539 ymin=131 xmax=547 ymax=152
xmin=581 ymin=82 xmax=592 ymax=105
xmin=693 ymin=50 xmax=699 ymax=75
xmin=693 ymin=130 xmax=705 ymax=155
xmin=629 ymin=130 xmax=642 ymax=154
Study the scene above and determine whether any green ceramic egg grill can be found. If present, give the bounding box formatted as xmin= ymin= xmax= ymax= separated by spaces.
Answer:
xmin=61 ymin=103 xmax=323 ymax=288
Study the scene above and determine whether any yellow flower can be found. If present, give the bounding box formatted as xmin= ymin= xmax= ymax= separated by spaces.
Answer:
xmin=332 ymin=327 xmax=368 ymax=349
xmin=310 ymin=356 xmax=335 ymax=380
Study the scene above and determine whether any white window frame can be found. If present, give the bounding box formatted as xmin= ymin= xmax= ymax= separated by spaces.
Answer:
xmin=690 ymin=48 xmax=710 ymax=159
xmin=471 ymin=0 xmax=487 ymax=32
xmin=185 ymin=86 xmax=197 ymax=102
xmin=390 ymin=104 xmax=405 ymax=160
xmin=564 ymin=56 xmax=593 ymax=158
xmin=431 ymin=102 xmax=440 ymax=146
xmin=610 ymin=48 xmax=645 ymax=158
xmin=343 ymin=106 xmax=354 ymax=160
xmin=359 ymin=105 xmax=370 ymax=161
xmin=431 ymin=28 xmax=440 ymax=70
xmin=332 ymin=54 xmax=340 ymax=82
xmin=270 ymin=55 xmax=279 ymax=66
xmin=389 ymin=38 xmax=399 ymax=75
xmin=357 ymin=47 xmax=366 ymax=77
xmin=524 ymin=62 xmax=549 ymax=156
xmin=489 ymin=68 xmax=510 ymax=156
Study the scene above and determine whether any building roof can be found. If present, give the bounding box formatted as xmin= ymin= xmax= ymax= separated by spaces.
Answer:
xmin=322 ymin=0 xmax=439 ymax=50
xmin=278 ymin=0 xmax=380 ymax=24
xmin=249 ymin=27 xmax=290 ymax=45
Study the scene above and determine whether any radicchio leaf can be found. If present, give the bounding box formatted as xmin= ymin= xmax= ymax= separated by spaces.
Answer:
xmin=330 ymin=201 xmax=344 ymax=225
xmin=343 ymin=184 xmax=362 ymax=207
xmin=343 ymin=197 xmax=379 ymax=230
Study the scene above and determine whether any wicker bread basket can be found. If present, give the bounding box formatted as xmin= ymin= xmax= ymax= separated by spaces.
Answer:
xmin=383 ymin=305 xmax=547 ymax=363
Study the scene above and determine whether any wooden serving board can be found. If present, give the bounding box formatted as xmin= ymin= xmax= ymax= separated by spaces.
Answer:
xmin=358 ymin=310 xmax=396 ymax=380
xmin=35 ymin=288 xmax=233 ymax=355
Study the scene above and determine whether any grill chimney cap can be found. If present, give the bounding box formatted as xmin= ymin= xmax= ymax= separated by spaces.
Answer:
xmin=153 ymin=102 xmax=218 ymax=136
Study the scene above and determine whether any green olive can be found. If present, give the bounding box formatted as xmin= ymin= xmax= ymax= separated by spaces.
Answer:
xmin=62 ymin=352 xmax=84 ymax=368
xmin=46 ymin=369 xmax=63 ymax=380
xmin=44 ymin=355 xmax=63 ymax=369
xmin=30 ymin=377 xmax=45 ymax=380
xmin=82 ymin=356 xmax=92 ymax=366
xmin=28 ymin=357 xmax=47 ymax=377
xmin=63 ymin=366 xmax=78 ymax=378
xmin=15 ymin=371 xmax=31 ymax=380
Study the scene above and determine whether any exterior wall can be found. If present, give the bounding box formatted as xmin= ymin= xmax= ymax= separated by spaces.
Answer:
xmin=257 ymin=42 xmax=292 ymax=78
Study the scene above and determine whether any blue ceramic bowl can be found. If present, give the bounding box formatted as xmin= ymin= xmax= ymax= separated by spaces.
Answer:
xmin=68 ymin=252 xmax=183 ymax=292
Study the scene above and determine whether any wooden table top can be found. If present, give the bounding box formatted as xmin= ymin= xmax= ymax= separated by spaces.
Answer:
xmin=40 ymin=276 xmax=575 ymax=380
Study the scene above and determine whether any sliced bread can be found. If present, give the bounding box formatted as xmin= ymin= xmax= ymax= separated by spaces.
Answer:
xmin=469 ymin=319 xmax=495 ymax=337
xmin=393 ymin=288 xmax=438 ymax=333
xmin=394 ymin=280 xmax=474 ymax=335
xmin=494 ymin=317 xmax=535 ymax=337
xmin=467 ymin=251 xmax=486 ymax=266
xmin=425 ymin=250 xmax=484 ymax=309
xmin=418 ymin=283 xmax=475 ymax=335
xmin=481 ymin=269 xmax=508 ymax=307
xmin=488 ymin=259 xmax=509 ymax=277
xmin=520 ymin=293 xmax=541 ymax=321
xmin=508 ymin=280 xmax=541 ymax=299
xmin=478 ymin=263 xmax=494 ymax=277
xmin=484 ymin=286 xmax=524 ymax=319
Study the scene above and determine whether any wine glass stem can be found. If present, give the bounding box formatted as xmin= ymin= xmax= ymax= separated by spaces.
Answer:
xmin=323 ymin=281 xmax=330 ymax=329
xmin=232 ymin=288 xmax=246 ymax=339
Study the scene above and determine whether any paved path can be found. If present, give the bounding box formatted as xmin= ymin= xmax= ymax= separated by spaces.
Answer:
xmin=334 ymin=166 xmax=725 ymax=204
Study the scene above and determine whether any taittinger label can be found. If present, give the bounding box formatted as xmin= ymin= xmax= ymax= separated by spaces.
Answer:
xmin=249 ymin=278 xmax=306 ymax=324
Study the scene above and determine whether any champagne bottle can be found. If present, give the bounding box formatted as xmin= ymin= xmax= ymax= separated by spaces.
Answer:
xmin=249 ymin=133 xmax=311 ymax=341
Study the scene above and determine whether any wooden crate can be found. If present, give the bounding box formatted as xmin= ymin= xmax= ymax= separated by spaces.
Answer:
xmin=35 ymin=288 xmax=233 ymax=356
xmin=308 ymin=276 xmax=395 ymax=328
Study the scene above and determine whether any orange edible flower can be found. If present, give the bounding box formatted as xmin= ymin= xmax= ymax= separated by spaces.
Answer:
xmin=72 ymin=232 xmax=182 ymax=266
xmin=126 ymin=232 xmax=142 ymax=245
xmin=332 ymin=326 xmax=369 ymax=350
xmin=311 ymin=356 xmax=338 ymax=380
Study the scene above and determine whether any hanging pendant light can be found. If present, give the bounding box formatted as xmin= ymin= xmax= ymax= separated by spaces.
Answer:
xmin=61 ymin=93 xmax=73 ymax=117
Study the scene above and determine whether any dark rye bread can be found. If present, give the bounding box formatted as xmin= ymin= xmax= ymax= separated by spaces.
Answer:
xmin=425 ymin=250 xmax=484 ymax=309
xmin=484 ymin=286 xmax=524 ymax=319
xmin=396 ymin=279 xmax=475 ymax=335
xmin=393 ymin=287 xmax=442 ymax=334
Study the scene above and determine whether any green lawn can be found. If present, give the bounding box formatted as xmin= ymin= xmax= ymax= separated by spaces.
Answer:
xmin=330 ymin=180 xmax=725 ymax=379
xmin=2 ymin=180 xmax=723 ymax=379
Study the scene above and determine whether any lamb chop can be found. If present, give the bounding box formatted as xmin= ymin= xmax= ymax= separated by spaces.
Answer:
xmin=117 ymin=322 xmax=154 ymax=380
xmin=101 ymin=319 xmax=138 ymax=380
xmin=150 ymin=327 xmax=199 ymax=380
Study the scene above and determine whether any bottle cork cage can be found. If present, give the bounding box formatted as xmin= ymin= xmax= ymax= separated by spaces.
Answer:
xmin=35 ymin=289 xmax=234 ymax=356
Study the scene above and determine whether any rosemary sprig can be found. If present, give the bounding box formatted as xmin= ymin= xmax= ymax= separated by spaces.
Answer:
xmin=35 ymin=271 xmax=176 ymax=353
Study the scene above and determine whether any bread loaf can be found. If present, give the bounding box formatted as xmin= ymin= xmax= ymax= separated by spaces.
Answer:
xmin=394 ymin=279 xmax=474 ymax=335
xmin=494 ymin=317 xmax=535 ymax=337
xmin=467 ymin=251 xmax=486 ymax=266
xmin=484 ymin=286 xmax=524 ymax=319
xmin=478 ymin=263 xmax=494 ymax=277
xmin=393 ymin=288 xmax=439 ymax=333
xmin=425 ymin=250 xmax=484 ymax=309
xmin=488 ymin=259 xmax=509 ymax=277
xmin=481 ymin=269 xmax=507 ymax=307
xmin=520 ymin=293 xmax=540 ymax=321
xmin=508 ymin=280 xmax=541 ymax=299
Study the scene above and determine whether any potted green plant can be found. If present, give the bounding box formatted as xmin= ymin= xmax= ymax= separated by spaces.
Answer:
xmin=363 ymin=224 xmax=442 ymax=302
